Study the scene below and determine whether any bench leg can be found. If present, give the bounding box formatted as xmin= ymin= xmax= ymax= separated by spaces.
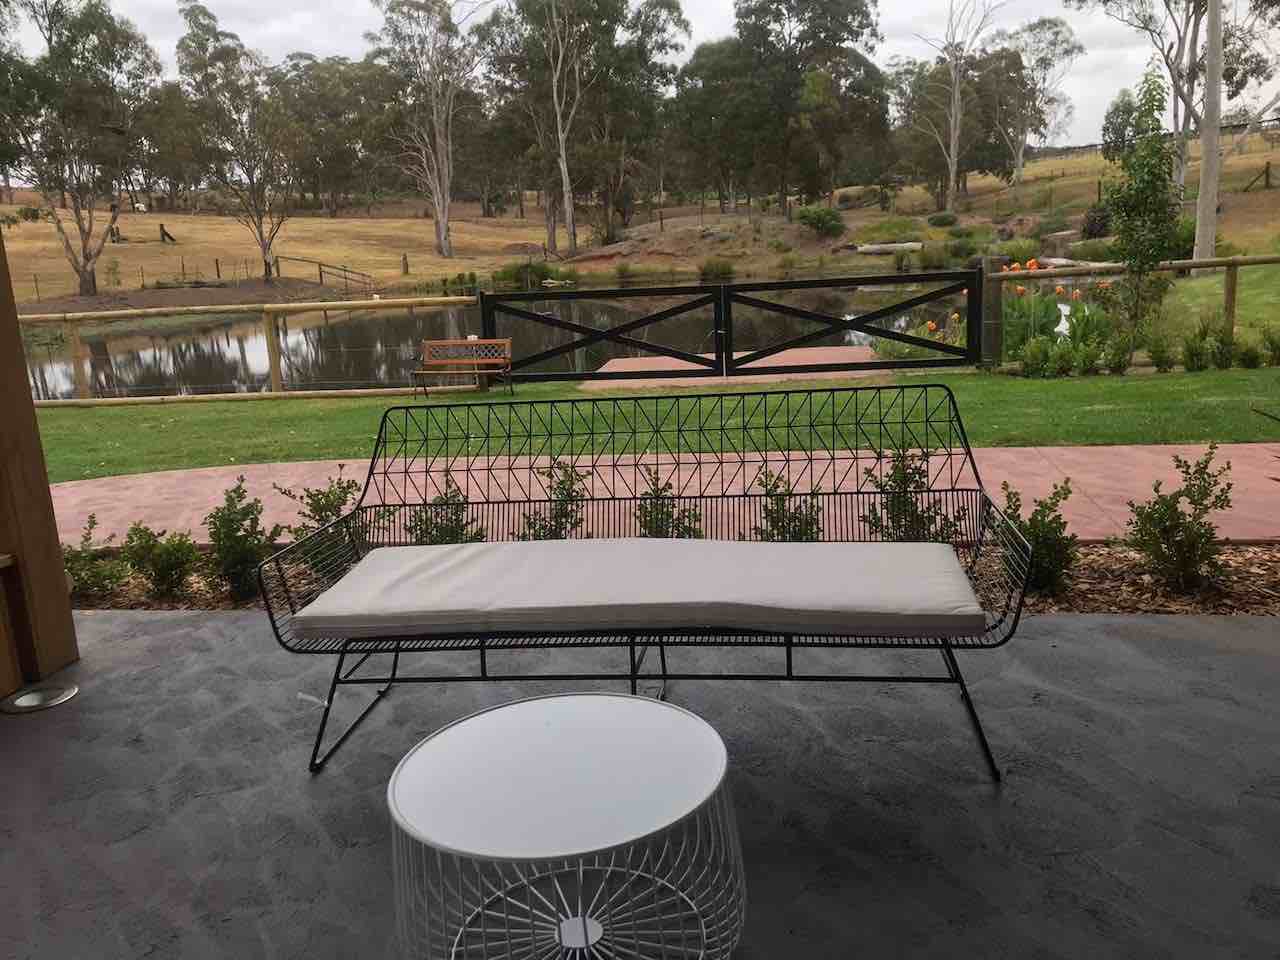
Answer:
xmin=309 ymin=645 xmax=399 ymax=773
xmin=940 ymin=645 xmax=1001 ymax=783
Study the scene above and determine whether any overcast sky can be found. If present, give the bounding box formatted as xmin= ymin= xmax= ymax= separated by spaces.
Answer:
xmin=8 ymin=0 xmax=1169 ymax=144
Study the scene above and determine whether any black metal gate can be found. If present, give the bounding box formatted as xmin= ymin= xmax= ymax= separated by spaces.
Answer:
xmin=479 ymin=270 xmax=982 ymax=383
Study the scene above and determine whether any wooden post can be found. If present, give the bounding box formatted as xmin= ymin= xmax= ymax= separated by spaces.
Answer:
xmin=263 ymin=310 xmax=283 ymax=392
xmin=64 ymin=321 xmax=90 ymax=399
xmin=215 ymin=258 xmax=221 ymax=280
xmin=0 ymin=230 xmax=79 ymax=691
xmin=1097 ymin=179 xmax=1102 ymax=204
xmin=318 ymin=263 xmax=324 ymax=284
xmin=32 ymin=274 xmax=40 ymax=301
xmin=401 ymin=253 xmax=410 ymax=276
xmin=981 ymin=256 xmax=1004 ymax=367
xmin=1267 ymin=161 xmax=1272 ymax=190
xmin=1223 ymin=259 xmax=1239 ymax=343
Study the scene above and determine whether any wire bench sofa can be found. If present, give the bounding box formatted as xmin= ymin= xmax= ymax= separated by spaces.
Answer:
xmin=259 ymin=384 xmax=1032 ymax=778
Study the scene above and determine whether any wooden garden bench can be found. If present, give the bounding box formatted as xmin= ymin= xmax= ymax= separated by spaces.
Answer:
xmin=412 ymin=338 xmax=512 ymax=395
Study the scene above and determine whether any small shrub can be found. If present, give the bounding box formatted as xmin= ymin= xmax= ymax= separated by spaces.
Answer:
xmin=1181 ymin=334 xmax=1210 ymax=372
xmin=699 ymin=257 xmax=735 ymax=281
xmin=751 ymin=469 xmax=822 ymax=542
xmin=893 ymin=250 xmax=912 ymax=273
xmin=1260 ymin=325 xmax=1280 ymax=365
xmin=1206 ymin=336 xmax=1233 ymax=370
xmin=273 ymin=465 xmax=360 ymax=540
xmin=17 ymin=205 xmax=43 ymax=222
xmin=1048 ymin=338 xmax=1076 ymax=377
xmin=861 ymin=451 xmax=965 ymax=543
xmin=1234 ymin=337 xmax=1263 ymax=369
xmin=492 ymin=260 xmax=577 ymax=289
xmin=1032 ymin=208 xmax=1069 ymax=239
xmin=1020 ymin=336 xmax=1052 ymax=377
xmin=122 ymin=522 xmax=199 ymax=598
xmin=1081 ymin=204 xmax=1112 ymax=239
xmin=768 ymin=239 xmax=792 ymax=253
xmin=1148 ymin=333 xmax=1174 ymax=372
xmin=1170 ymin=216 xmax=1197 ymax=260
xmin=1002 ymin=479 xmax=1078 ymax=594
xmin=409 ymin=475 xmax=486 ymax=544
xmin=947 ymin=225 xmax=973 ymax=239
xmin=947 ymin=237 xmax=977 ymax=260
xmin=204 ymin=476 xmax=284 ymax=599
xmin=992 ymin=238 xmax=1039 ymax=263
xmin=918 ymin=244 xmax=950 ymax=270
xmin=515 ymin=460 xmax=589 ymax=540
xmin=1126 ymin=444 xmax=1233 ymax=591
xmin=853 ymin=216 xmax=923 ymax=244
xmin=927 ymin=211 xmax=957 ymax=227
xmin=635 ymin=468 xmax=703 ymax=538
xmin=1104 ymin=334 xmax=1131 ymax=375
xmin=1073 ymin=339 xmax=1103 ymax=376
xmin=795 ymin=205 xmax=845 ymax=238
xmin=63 ymin=515 xmax=129 ymax=605
xmin=1070 ymin=238 xmax=1117 ymax=262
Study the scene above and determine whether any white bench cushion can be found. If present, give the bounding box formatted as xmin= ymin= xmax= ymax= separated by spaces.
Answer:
xmin=290 ymin=539 xmax=986 ymax=640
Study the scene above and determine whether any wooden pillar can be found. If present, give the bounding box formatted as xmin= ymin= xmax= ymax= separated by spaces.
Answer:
xmin=981 ymin=256 xmax=1004 ymax=367
xmin=1223 ymin=259 xmax=1239 ymax=343
xmin=0 ymin=231 xmax=78 ymax=691
xmin=263 ymin=310 xmax=283 ymax=392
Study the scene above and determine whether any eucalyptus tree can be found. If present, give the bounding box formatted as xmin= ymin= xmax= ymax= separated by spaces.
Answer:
xmin=178 ymin=0 xmax=300 ymax=281
xmin=673 ymin=38 xmax=757 ymax=210
xmin=373 ymin=0 xmax=485 ymax=256
xmin=2 ymin=0 xmax=160 ymax=294
xmin=987 ymin=17 xmax=1084 ymax=185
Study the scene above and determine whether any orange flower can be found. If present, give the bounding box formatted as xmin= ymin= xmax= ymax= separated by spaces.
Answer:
xmin=1054 ymin=285 xmax=1066 ymax=296
xmin=1015 ymin=285 xmax=1027 ymax=296
xmin=927 ymin=320 xmax=938 ymax=333
xmin=1010 ymin=262 xmax=1022 ymax=272
xmin=949 ymin=312 xmax=960 ymax=323
xmin=1071 ymin=289 xmax=1082 ymax=301
xmin=1097 ymin=280 xmax=1112 ymax=290
xmin=1026 ymin=258 xmax=1041 ymax=270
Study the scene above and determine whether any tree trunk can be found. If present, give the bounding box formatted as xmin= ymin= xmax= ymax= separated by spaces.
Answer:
xmin=545 ymin=198 xmax=558 ymax=253
xmin=517 ymin=175 xmax=526 ymax=219
xmin=556 ymin=146 xmax=577 ymax=256
xmin=78 ymin=268 xmax=97 ymax=296
xmin=1194 ymin=0 xmax=1223 ymax=261
xmin=433 ymin=209 xmax=452 ymax=257
xmin=263 ymin=258 xmax=273 ymax=283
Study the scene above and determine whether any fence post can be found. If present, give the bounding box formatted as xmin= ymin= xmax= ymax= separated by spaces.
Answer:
xmin=1267 ymin=161 xmax=1272 ymax=190
xmin=318 ymin=263 xmax=324 ymax=285
xmin=1223 ymin=258 xmax=1239 ymax=342
xmin=966 ymin=268 xmax=983 ymax=364
xmin=711 ymin=285 xmax=732 ymax=377
xmin=64 ymin=321 xmax=90 ymax=399
xmin=479 ymin=290 xmax=496 ymax=339
xmin=980 ymin=257 xmax=1003 ymax=367
xmin=263 ymin=310 xmax=282 ymax=393
xmin=401 ymin=253 xmax=410 ymax=276
xmin=32 ymin=274 xmax=39 ymax=301
xmin=215 ymin=258 xmax=220 ymax=280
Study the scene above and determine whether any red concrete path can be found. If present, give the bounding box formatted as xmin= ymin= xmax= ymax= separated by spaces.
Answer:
xmin=49 ymin=443 xmax=1278 ymax=545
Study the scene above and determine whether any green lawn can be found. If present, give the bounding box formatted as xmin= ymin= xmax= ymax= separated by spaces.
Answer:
xmin=1167 ymin=262 xmax=1280 ymax=339
xmin=37 ymin=368 xmax=1280 ymax=483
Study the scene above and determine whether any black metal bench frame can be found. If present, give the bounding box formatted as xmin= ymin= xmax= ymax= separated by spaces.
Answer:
xmin=259 ymin=385 xmax=1032 ymax=779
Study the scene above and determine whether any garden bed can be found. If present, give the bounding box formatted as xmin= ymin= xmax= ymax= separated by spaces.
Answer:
xmin=73 ymin=543 xmax=1280 ymax=616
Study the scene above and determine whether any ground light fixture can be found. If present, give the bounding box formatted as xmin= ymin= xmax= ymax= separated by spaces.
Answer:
xmin=1 ymin=682 xmax=79 ymax=714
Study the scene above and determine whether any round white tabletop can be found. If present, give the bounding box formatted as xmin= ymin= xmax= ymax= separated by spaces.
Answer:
xmin=387 ymin=692 xmax=728 ymax=861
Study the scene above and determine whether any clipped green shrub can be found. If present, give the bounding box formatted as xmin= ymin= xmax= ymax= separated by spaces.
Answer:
xmin=1261 ymin=325 xmax=1280 ymax=366
xmin=751 ymin=469 xmax=822 ymax=542
xmin=1104 ymin=334 xmax=1131 ymax=374
xmin=992 ymin=238 xmax=1039 ymax=264
xmin=699 ymin=257 xmax=735 ymax=281
xmin=492 ymin=260 xmax=577 ymax=290
xmin=860 ymin=451 xmax=965 ymax=543
xmin=409 ymin=475 xmax=486 ymax=544
xmin=635 ymin=468 xmax=703 ymax=538
xmin=204 ymin=476 xmax=284 ymax=599
xmin=1148 ymin=333 xmax=1175 ymax=372
xmin=122 ymin=522 xmax=200 ymax=598
xmin=1081 ymin=204 xmax=1112 ymax=239
xmin=1032 ymin=208 xmax=1069 ymax=238
xmin=1206 ymin=336 xmax=1233 ymax=370
xmin=1182 ymin=334 xmax=1210 ymax=372
xmin=63 ymin=514 xmax=130 ymax=605
xmin=1126 ymin=444 xmax=1233 ymax=591
xmin=854 ymin=217 xmax=923 ymax=244
xmin=1234 ymin=337 xmax=1263 ymax=369
xmin=1070 ymin=238 xmax=1117 ymax=262
xmin=948 ymin=225 xmax=974 ymax=239
xmin=947 ymin=237 xmax=977 ymax=260
xmin=1049 ymin=338 xmax=1076 ymax=377
xmin=1170 ymin=217 xmax=1197 ymax=260
xmin=918 ymin=244 xmax=950 ymax=270
xmin=1020 ymin=336 xmax=1053 ymax=377
xmin=1074 ymin=339 xmax=1103 ymax=375
xmin=927 ymin=211 xmax=958 ymax=227
xmin=515 ymin=460 xmax=589 ymax=540
xmin=795 ymin=205 xmax=845 ymax=238
xmin=1002 ymin=479 xmax=1078 ymax=594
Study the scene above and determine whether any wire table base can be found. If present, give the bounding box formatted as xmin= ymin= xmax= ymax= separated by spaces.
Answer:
xmin=389 ymin=695 xmax=746 ymax=960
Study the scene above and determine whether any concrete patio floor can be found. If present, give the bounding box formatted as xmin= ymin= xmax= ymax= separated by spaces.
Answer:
xmin=3 ymin=612 xmax=1279 ymax=959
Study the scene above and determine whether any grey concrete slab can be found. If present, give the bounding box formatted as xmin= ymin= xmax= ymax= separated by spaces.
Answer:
xmin=2 ymin=612 xmax=1279 ymax=959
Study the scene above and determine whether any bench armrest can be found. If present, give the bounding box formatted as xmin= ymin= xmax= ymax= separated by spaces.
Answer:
xmin=258 ymin=512 xmax=367 ymax=652
xmin=967 ymin=490 xmax=1032 ymax=646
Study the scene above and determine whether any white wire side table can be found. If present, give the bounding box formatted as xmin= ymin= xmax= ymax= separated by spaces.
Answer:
xmin=388 ymin=693 xmax=747 ymax=959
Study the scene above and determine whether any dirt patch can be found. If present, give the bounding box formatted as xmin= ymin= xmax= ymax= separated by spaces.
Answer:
xmin=18 ymin=278 xmax=351 ymax=316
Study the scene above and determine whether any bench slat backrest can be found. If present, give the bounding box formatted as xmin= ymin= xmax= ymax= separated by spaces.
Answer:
xmin=419 ymin=338 xmax=511 ymax=369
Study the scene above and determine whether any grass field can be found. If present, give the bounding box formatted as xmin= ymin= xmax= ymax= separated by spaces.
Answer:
xmin=37 ymin=368 xmax=1280 ymax=483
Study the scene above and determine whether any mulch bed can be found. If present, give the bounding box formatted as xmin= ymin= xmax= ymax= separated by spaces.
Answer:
xmin=75 ymin=544 xmax=1280 ymax=615
xmin=1021 ymin=544 xmax=1280 ymax=616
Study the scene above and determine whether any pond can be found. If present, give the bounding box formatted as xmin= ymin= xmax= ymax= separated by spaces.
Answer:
xmin=26 ymin=284 xmax=967 ymax=400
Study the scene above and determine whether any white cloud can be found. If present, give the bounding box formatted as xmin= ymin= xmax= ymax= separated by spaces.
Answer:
xmin=1 ymin=0 xmax=1218 ymax=145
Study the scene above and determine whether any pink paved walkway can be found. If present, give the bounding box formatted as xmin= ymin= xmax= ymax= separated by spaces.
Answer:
xmin=49 ymin=443 xmax=1278 ymax=545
